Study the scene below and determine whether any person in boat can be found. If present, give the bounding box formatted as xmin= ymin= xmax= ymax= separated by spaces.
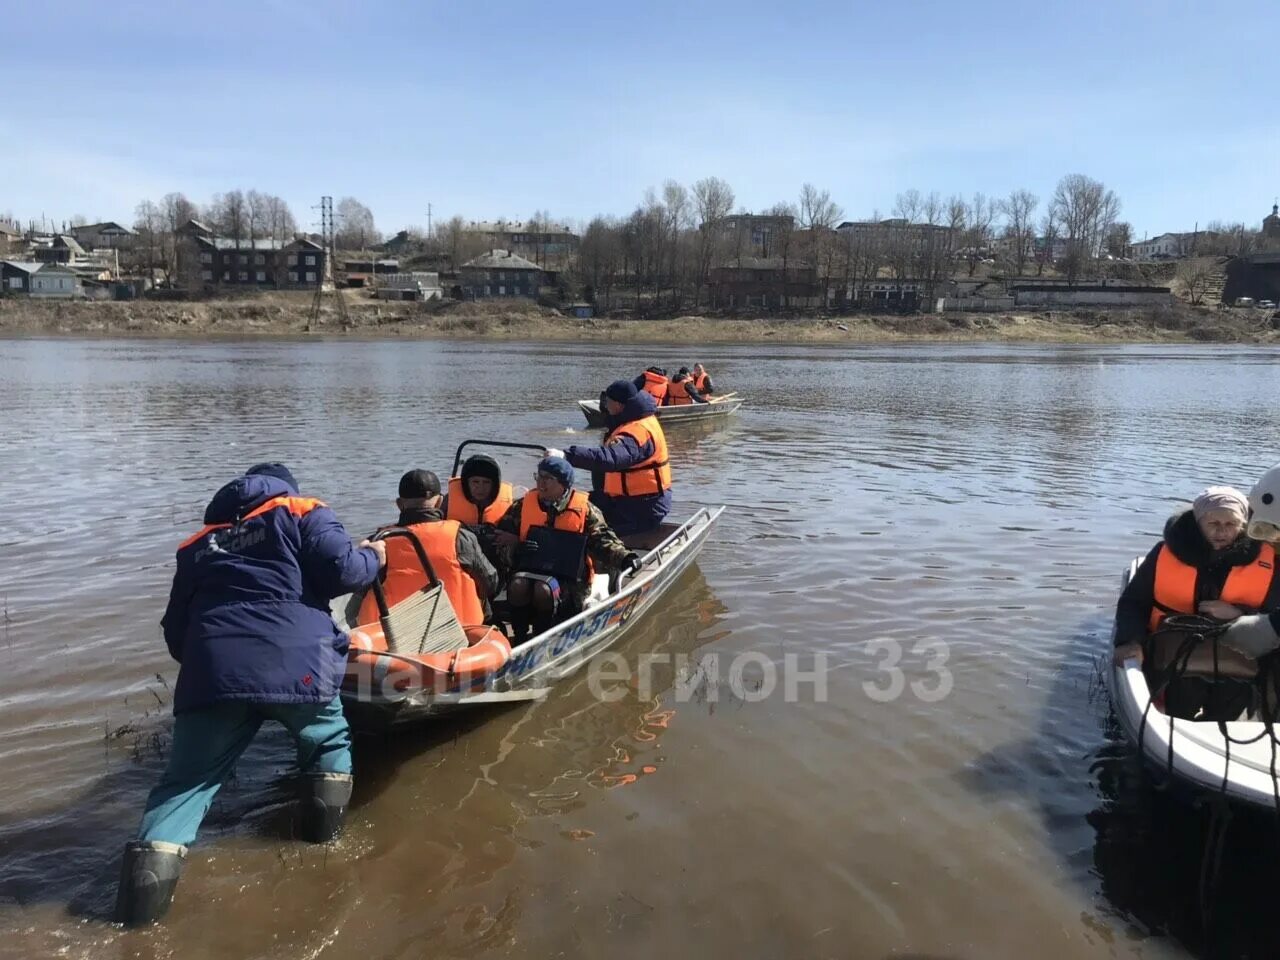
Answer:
xmin=634 ymin=366 xmax=669 ymax=405
xmin=1113 ymin=485 xmax=1280 ymax=718
xmin=442 ymin=454 xmax=514 ymax=527
xmin=357 ymin=469 xmax=499 ymax=628
xmin=665 ymin=367 xmax=709 ymax=406
xmin=547 ymin=379 xmax=672 ymax=536
xmin=495 ymin=455 xmax=639 ymax=643
xmin=691 ymin=362 xmax=714 ymax=397
xmin=1220 ymin=463 xmax=1280 ymax=659
xmin=116 ymin=463 xmax=387 ymax=927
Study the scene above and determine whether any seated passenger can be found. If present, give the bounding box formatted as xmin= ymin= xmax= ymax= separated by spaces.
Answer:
xmin=692 ymin=362 xmax=714 ymax=397
xmin=665 ymin=367 xmax=708 ymax=405
xmin=443 ymin=454 xmax=514 ymax=526
xmin=634 ymin=366 xmax=669 ymax=405
xmin=1113 ymin=485 xmax=1280 ymax=719
xmin=357 ymin=469 xmax=499 ymax=628
xmin=495 ymin=456 xmax=639 ymax=644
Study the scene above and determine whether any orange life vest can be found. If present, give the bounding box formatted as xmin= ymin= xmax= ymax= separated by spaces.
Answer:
xmin=640 ymin=370 xmax=668 ymax=404
xmin=518 ymin=489 xmax=593 ymax=578
xmin=1149 ymin=542 xmax=1275 ymax=632
xmin=666 ymin=378 xmax=694 ymax=406
xmin=693 ymin=371 xmax=711 ymax=395
xmin=445 ymin=476 xmax=514 ymax=525
xmin=601 ymin=416 xmax=671 ymax=498
xmin=356 ymin=520 xmax=486 ymax=627
xmin=178 ymin=496 xmax=326 ymax=550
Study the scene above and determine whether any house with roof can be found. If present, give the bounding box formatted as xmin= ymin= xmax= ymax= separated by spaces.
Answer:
xmin=176 ymin=220 xmax=326 ymax=289
xmin=458 ymin=249 xmax=544 ymax=299
xmin=70 ymin=221 xmax=136 ymax=251
xmin=32 ymin=234 xmax=86 ymax=264
xmin=2 ymin=261 xmax=42 ymax=294
xmin=462 ymin=221 xmax=579 ymax=262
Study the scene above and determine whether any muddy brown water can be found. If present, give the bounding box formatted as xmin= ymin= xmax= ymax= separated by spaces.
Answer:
xmin=3 ymin=338 xmax=1280 ymax=959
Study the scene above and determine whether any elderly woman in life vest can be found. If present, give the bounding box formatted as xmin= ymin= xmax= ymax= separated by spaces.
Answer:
xmin=1113 ymin=486 xmax=1280 ymax=668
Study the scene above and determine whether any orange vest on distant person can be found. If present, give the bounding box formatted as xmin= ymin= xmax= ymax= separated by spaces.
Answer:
xmin=693 ymin=371 xmax=711 ymax=394
xmin=356 ymin=520 xmax=486 ymax=627
xmin=640 ymin=370 xmax=668 ymax=404
xmin=601 ymin=416 xmax=671 ymax=498
xmin=1149 ymin=542 xmax=1275 ymax=632
xmin=666 ymin=378 xmax=693 ymax=405
xmin=518 ymin=489 xmax=593 ymax=578
xmin=445 ymin=476 xmax=514 ymax=525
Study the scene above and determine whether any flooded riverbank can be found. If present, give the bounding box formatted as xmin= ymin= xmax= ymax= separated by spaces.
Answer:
xmin=4 ymin=338 xmax=1280 ymax=958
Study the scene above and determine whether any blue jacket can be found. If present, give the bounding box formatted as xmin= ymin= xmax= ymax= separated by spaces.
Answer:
xmin=565 ymin=392 xmax=672 ymax=535
xmin=160 ymin=474 xmax=381 ymax=714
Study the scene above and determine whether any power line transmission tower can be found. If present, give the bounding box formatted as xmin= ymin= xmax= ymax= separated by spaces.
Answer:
xmin=310 ymin=195 xmax=349 ymax=325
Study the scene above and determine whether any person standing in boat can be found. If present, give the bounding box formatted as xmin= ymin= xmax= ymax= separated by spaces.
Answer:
xmin=495 ymin=455 xmax=639 ymax=642
xmin=1113 ymin=486 xmax=1280 ymax=716
xmin=547 ymin=379 xmax=672 ymax=536
xmin=115 ymin=463 xmax=386 ymax=927
xmin=357 ymin=469 xmax=499 ymax=628
xmin=634 ymin=366 xmax=669 ymax=405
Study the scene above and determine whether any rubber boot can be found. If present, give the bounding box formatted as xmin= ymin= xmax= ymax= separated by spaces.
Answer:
xmin=299 ymin=772 xmax=353 ymax=843
xmin=114 ymin=840 xmax=186 ymax=927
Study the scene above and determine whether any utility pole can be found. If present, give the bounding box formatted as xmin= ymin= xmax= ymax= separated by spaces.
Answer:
xmin=426 ymin=203 xmax=433 ymax=240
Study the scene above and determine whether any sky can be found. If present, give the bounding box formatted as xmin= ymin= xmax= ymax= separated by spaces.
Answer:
xmin=4 ymin=0 xmax=1278 ymax=240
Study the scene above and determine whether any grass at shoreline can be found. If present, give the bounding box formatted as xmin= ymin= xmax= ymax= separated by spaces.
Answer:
xmin=1 ymin=293 xmax=1275 ymax=345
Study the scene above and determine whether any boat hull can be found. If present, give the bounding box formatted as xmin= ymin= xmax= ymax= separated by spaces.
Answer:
xmin=577 ymin=398 xmax=743 ymax=428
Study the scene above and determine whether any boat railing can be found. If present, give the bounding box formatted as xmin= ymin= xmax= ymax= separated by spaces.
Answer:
xmin=615 ymin=506 xmax=715 ymax=593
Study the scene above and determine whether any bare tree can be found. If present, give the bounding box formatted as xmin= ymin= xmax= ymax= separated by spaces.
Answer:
xmin=1105 ymin=221 xmax=1133 ymax=259
xmin=799 ymin=183 xmax=844 ymax=230
xmin=245 ymin=190 xmax=267 ymax=246
xmin=998 ymin=189 xmax=1038 ymax=276
xmin=132 ymin=200 xmax=163 ymax=282
xmin=964 ymin=193 xmax=996 ymax=276
xmin=767 ymin=202 xmax=798 ymax=310
xmin=579 ymin=216 xmax=623 ymax=311
xmin=1037 ymin=208 xmax=1059 ymax=276
xmin=893 ymin=189 xmax=922 ymax=223
xmin=264 ymin=194 xmax=296 ymax=242
xmin=335 ymin=197 xmax=378 ymax=249
xmin=1176 ymin=258 xmax=1217 ymax=305
xmin=209 ymin=190 xmax=247 ymax=244
xmin=692 ymin=176 xmax=734 ymax=307
xmin=1050 ymin=173 xmax=1120 ymax=282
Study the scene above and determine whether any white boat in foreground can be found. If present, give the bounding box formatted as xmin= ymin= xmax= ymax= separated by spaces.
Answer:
xmin=1106 ymin=556 xmax=1280 ymax=810
xmin=338 ymin=506 xmax=724 ymax=729
xmin=577 ymin=396 xmax=743 ymax=428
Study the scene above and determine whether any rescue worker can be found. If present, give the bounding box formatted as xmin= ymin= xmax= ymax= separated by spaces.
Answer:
xmin=1113 ymin=485 xmax=1280 ymax=719
xmin=634 ymin=366 xmax=669 ymax=405
xmin=1222 ymin=464 xmax=1280 ymax=658
xmin=691 ymin=362 xmax=714 ymax=397
xmin=495 ymin=456 xmax=639 ymax=643
xmin=116 ymin=463 xmax=386 ymax=927
xmin=442 ymin=454 xmax=514 ymax=526
xmin=665 ymin=367 xmax=709 ymax=406
xmin=547 ymin=379 xmax=672 ymax=536
xmin=357 ymin=469 xmax=499 ymax=628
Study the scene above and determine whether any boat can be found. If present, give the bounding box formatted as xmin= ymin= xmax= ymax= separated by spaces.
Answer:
xmin=576 ymin=395 xmax=743 ymax=428
xmin=1106 ymin=556 xmax=1280 ymax=810
xmin=337 ymin=506 xmax=724 ymax=729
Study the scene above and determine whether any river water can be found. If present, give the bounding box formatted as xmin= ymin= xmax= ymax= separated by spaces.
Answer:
xmin=3 ymin=337 xmax=1280 ymax=960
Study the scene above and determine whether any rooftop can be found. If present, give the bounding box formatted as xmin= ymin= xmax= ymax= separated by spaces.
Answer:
xmin=461 ymin=249 xmax=543 ymax=270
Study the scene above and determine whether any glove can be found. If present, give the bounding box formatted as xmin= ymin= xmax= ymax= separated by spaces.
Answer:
xmin=623 ymin=553 xmax=643 ymax=576
xmin=544 ymin=447 xmax=565 ymax=459
xmin=1222 ymin=614 xmax=1280 ymax=659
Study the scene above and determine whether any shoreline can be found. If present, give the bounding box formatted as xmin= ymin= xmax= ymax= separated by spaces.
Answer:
xmin=1 ymin=296 xmax=1274 ymax=345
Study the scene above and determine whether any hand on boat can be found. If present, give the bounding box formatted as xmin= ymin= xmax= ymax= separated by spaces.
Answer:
xmin=1113 ymin=642 xmax=1144 ymax=667
xmin=360 ymin=539 xmax=387 ymax=568
xmin=544 ymin=447 xmax=565 ymax=460
xmin=1222 ymin=614 xmax=1280 ymax=659
xmin=1199 ymin=600 xmax=1243 ymax=620
xmin=623 ymin=553 xmax=642 ymax=576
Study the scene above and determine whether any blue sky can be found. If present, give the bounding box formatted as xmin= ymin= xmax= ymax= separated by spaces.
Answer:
xmin=5 ymin=0 xmax=1278 ymax=239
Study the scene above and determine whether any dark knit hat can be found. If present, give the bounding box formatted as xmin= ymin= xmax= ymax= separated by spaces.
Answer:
xmin=246 ymin=462 xmax=298 ymax=492
xmin=398 ymin=469 xmax=441 ymax=499
xmin=605 ymin=379 xmax=638 ymax=403
xmin=460 ymin=454 xmax=501 ymax=484
xmin=536 ymin=456 xmax=574 ymax=487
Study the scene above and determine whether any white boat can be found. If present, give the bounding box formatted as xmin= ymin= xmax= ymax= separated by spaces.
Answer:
xmin=338 ymin=506 xmax=724 ymax=729
xmin=576 ymin=396 xmax=743 ymax=428
xmin=1106 ymin=556 xmax=1280 ymax=810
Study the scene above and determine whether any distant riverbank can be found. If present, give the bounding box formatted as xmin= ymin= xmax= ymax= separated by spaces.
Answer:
xmin=1 ymin=293 xmax=1272 ymax=344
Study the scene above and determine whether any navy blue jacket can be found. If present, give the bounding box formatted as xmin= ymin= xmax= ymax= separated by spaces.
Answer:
xmin=564 ymin=392 xmax=672 ymax=535
xmin=161 ymin=474 xmax=381 ymax=714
